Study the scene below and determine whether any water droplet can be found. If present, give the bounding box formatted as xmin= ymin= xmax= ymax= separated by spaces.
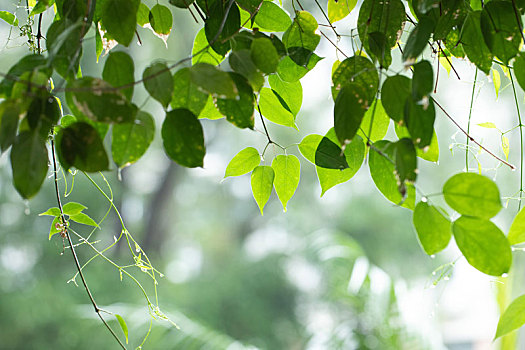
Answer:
xmin=159 ymin=273 xmax=164 ymax=278
xmin=432 ymin=271 xmax=436 ymax=276
xmin=502 ymin=273 xmax=509 ymax=278
xmin=430 ymin=254 xmax=436 ymax=259
xmin=444 ymin=276 xmax=450 ymax=281
xmin=422 ymin=196 xmax=428 ymax=203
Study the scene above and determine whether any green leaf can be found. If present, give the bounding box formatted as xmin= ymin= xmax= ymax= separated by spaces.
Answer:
xmin=356 ymin=99 xmax=390 ymax=142
xmin=0 ymin=11 xmax=18 ymax=26
xmin=334 ymin=83 xmax=369 ymax=144
xmin=149 ymin=4 xmax=172 ymax=35
xmin=216 ymin=73 xmax=254 ymax=129
xmin=70 ymin=212 xmax=98 ymax=227
xmin=515 ymin=53 xmax=525 ymax=92
xmin=258 ymin=87 xmax=297 ymax=129
xmin=442 ymin=172 xmax=502 ymax=219
xmin=143 ymin=62 xmax=173 ymax=108
xmin=277 ymin=54 xmax=322 ymax=82
xmin=271 ymin=154 xmax=300 ymax=211
xmin=0 ymin=100 xmax=21 ymax=153
xmin=136 ymin=2 xmax=150 ymax=27
xmin=480 ymin=1 xmax=521 ymax=65
xmin=67 ymin=77 xmax=137 ymax=123
xmin=411 ymin=60 xmax=434 ymax=100
xmin=413 ymin=202 xmax=451 ymax=255
xmin=171 ymin=68 xmax=208 ymax=116
xmin=282 ymin=11 xmax=320 ymax=51
xmin=235 ymin=0 xmax=263 ymax=16
xmin=315 ymin=137 xmax=349 ymax=170
xmin=115 ymin=314 xmax=129 ymax=344
xmin=112 ymin=111 xmax=155 ymax=168
xmin=162 ymin=109 xmax=205 ymax=168
xmin=57 ymin=122 xmax=109 ymax=172
xmin=461 ymin=11 xmax=493 ymax=74
xmin=394 ymin=138 xmax=417 ymax=184
xmin=452 ymin=216 xmax=511 ymax=276
xmin=198 ymin=95 xmax=224 ymax=120
xmin=190 ymin=63 xmax=238 ymax=99
xmin=317 ymin=130 xmax=365 ymax=196
xmin=10 ymin=131 xmax=49 ymax=199
xmin=26 ymin=94 xmax=61 ymax=140
xmin=254 ymin=1 xmax=291 ymax=32
xmin=229 ymin=49 xmax=265 ymax=91
xmin=102 ymin=51 xmax=135 ymax=100
xmin=332 ymin=55 xmax=378 ymax=102
xmin=0 ymin=54 xmax=50 ymax=98
xmin=508 ymin=207 xmax=525 ymax=245
xmin=477 ymin=122 xmax=497 ymax=129
xmin=404 ymin=97 xmax=436 ymax=148
xmin=328 ymin=0 xmax=356 ymax=23
xmin=395 ymin=124 xmax=439 ymax=162
xmin=30 ymin=0 xmax=55 ymax=16
xmin=250 ymin=38 xmax=280 ymax=74
xmin=357 ymin=0 xmax=405 ymax=68
xmin=101 ymin=0 xmax=139 ymax=47
xmin=298 ymin=134 xmax=323 ymax=164
xmin=268 ymin=75 xmax=302 ymax=116
xmin=369 ymin=140 xmax=415 ymax=209
xmin=402 ymin=17 xmax=434 ymax=63
xmin=39 ymin=207 xmax=61 ymax=217
xmin=495 ymin=294 xmax=525 ymax=339
xmin=49 ymin=216 xmax=62 ymax=240
xmin=204 ymin=0 xmax=240 ymax=55
xmin=224 ymin=147 xmax=260 ymax=178
xmin=63 ymin=202 xmax=87 ymax=216
xmin=251 ymin=165 xmax=275 ymax=215
xmin=169 ymin=0 xmax=195 ymax=8
xmin=45 ymin=19 xmax=84 ymax=81
xmin=192 ymin=28 xmax=224 ymax=66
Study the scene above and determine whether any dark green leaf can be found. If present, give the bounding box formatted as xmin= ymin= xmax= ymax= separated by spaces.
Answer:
xmin=395 ymin=123 xmax=439 ymax=162
xmin=10 ymin=131 xmax=49 ymax=199
xmin=170 ymin=0 xmax=195 ymax=8
xmin=412 ymin=60 xmax=433 ymax=100
xmin=26 ymin=94 xmax=61 ymax=140
xmin=204 ymin=1 xmax=240 ymax=55
xmin=216 ymin=73 xmax=254 ymax=129
xmin=480 ymin=1 xmax=521 ymax=65
xmin=57 ymin=122 xmax=109 ymax=172
xmin=235 ymin=0 xmax=263 ymax=16
xmin=0 ymin=54 xmax=50 ymax=98
xmin=381 ymin=75 xmax=412 ymax=122
xmin=367 ymin=32 xmax=388 ymax=65
xmin=334 ymin=83 xmax=369 ymax=144
xmin=0 ymin=100 xmax=21 ymax=153
xmin=443 ymin=172 xmax=502 ymax=218
xmin=101 ymin=0 xmax=139 ymax=47
xmin=394 ymin=138 xmax=418 ymax=185
xmin=404 ymin=97 xmax=435 ymax=148
xmin=315 ymin=137 xmax=349 ymax=170
xmin=413 ymin=202 xmax=451 ymax=255
xmin=229 ymin=49 xmax=265 ymax=91
xmin=452 ymin=216 xmax=511 ymax=276
xmin=251 ymin=38 xmax=280 ymax=74
xmin=143 ymin=62 xmax=173 ymax=108
xmin=461 ymin=11 xmax=493 ymax=74
xmin=171 ymin=68 xmax=209 ymax=116
xmin=46 ymin=19 xmax=84 ymax=81
xmin=102 ymin=51 xmax=135 ymax=100
xmin=161 ymin=109 xmax=205 ymax=168
xmin=357 ymin=0 xmax=406 ymax=68
xmin=403 ymin=17 xmax=434 ymax=63
xmin=331 ymin=55 xmax=378 ymax=102
xmin=149 ymin=4 xmax=172 ymax=35
xmin=190 ymin=63 xmax=238 ymax=99
xmin=192 ymin=28 xmax=224 ymax=66
xmin=112 ymin=111 xmax=155 ymax=168
xmin=514 ymin=53 xmax=525 ymax=92
xmin=433 ymin=0 xmax=469 ymax=41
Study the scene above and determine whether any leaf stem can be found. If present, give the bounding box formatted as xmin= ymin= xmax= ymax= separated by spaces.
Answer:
xmin=466 ymin=68 xmax=478 ymax=172
xmin=509 ymin=71 xmax=523 ymax=209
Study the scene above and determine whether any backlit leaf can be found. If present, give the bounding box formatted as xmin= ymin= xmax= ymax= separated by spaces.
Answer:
xmin=331 ymin=55 xmax=378 ymax=102
xmin=356 ymin=99 xmax=390 ymax=142
xmin=216 ymin=73 xmax=254 ymax=129
xmin=328 ymin=0 xmax=356 ymax=23
xmin=268 ymin=75 xmax=302 ymax=116
xmin=495 ymin=294 xmax=525 ymax=339
xmin=63 ymin=202 xmax=87 ymax=216
xmin=101 ymin=0 xmax=139 ymax=47
xmin=258 ymin=87 xmax=297 ymax=129
xmin=272 ymin=155 xmax=300 ymax=211
xmin=413 ymin=202 xmax=451 ymax=255
xmin=115 ymin=314 xmax=129 ymax=344
xmin=254 ymin=1 xmax=291 ymax=32
xmin=70 ymin=212 xmax=98 ymax=227
xmin=224 ymin=147 xmax=260 ymax=178
xmin=102 ymin=51 xmax=135 ymax=100
xmin=192 ymin=28 xmax=224 ymax=66
xmin=149 ymin=4 xmax=172 ymax=35
xmin=143 ymin=62 xmax=173 ymax=108
xmin=251 ymin=165 xmax=275 ymax=215
xmin=508 ymin=206 xmax=525 ymax=245
xmin=112 ymin=111 xmax=155 ymax=168
xmin=171 ymin=68 xmax=208 ymax=116
xmin=452 ymin=216 xmax=511 ymax=276
xmin=334 ymin=83 xmax=369 ymax=144
xmin=315 ymin=137 xmax=349 ymax=170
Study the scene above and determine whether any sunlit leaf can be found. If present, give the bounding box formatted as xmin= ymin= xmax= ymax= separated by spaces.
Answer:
xmin=272 ymin=154 xmax=300 ymax=211
xmin=39 ymin=207 xmax=61 ymax=217
xmin=495 ymin=294 xmax=525 ymax=339
xmin=356 ymin=99 xmax=390 ymax=142
xmin=224 ymin=147 xmax=260 ymax=178
xmin=192 ymin=28 xmax=224 ymax=66
xmin=102 ymin=51 xmax=135 ymax=100
xmin=115 ymin=314 xmax=129 ymax=344
xmin=216 ymin=73 xmax=254 ymax=129
xmin=70 ymin=212 xmax=98 ymax=227
xmin=413 ymin=202 xmax=451 ymax=255
xmin=452 ymin=216 xmax=511 ymax=276
xmin=251 ymin=165 xmax=275 ymax=215
xmin=112 ymin=111 xmax=155 ymax=168
xmin=143 ymin=62 xmax=173 ymax=108
xmin=0 ymin=11 xmax=18 ymax=26
xmin=332 ymin=55 xmax=378 ymax=102
xmin=268 ymin=75 xmax=302 ymax=116
xmin=508 ymin=206 xmax=525 ymax=245
xmin=149 ymin=4 xmax=172 ymax=35
xmin=63 ymin=202 xmax=87 ymax=216
xmin=254 ymin=1 xmax=291 ymax=32
xmin=443 ymin=172 xmax=502 ymax=219
xmin=101 ymin=0 xmax=139 ymax=47
xmin=171 ymin=68 xmax=209 ymax=116
xmin=258 ymin=87 xmax=297 ymax=129
xmin=328 ymin=0 xmax=356 ymax=23
xmin=461 ymin=11 xmax=493 ymax=74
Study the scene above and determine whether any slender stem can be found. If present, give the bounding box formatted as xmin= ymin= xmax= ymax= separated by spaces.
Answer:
xmin=466 ymin=69 xmax=478 ymax=172
xmin=510 ymin=71 xmax=523 ymax=210
xmin=320 ymin=30 xmax=348 ymax=58
xmin=36 ymin=13 xmax=43 ymax=53
xmin=313 ymin=0 xmax=339 ymax=37
xmin=431 ymin=97 xmax=516 ymax=170
xmin=50 ymin=140 xmax=127 ymax=350
xmin=256 ymin=99 xmax=272 ymax=144
xmin=436 ymin=41 xmax=461 ymax=80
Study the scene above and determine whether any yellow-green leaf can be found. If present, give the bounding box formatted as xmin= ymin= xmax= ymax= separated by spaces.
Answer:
xmin=271 ymin=155 xmax=300 ymax=211
xmin=251 ymin=165 xmax=274 ymax=215
xmin=328 ymin=0 xmax=356 ymax=23
xmin=224 ymin=147 xmax=260 ymax=178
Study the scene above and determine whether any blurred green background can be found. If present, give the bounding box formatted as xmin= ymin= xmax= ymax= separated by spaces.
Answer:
xmin=2 ymin=1 xmax=524 ymax=349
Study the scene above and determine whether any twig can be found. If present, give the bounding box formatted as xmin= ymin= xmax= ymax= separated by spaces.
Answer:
xmin=436 ymin=41 xmax=460 ymax=80
xmin=50 ymin=140 xmax=127 ymax=350
xmin=320 ymin=30 xmax=348 ymax=58
xmin=466 ymin=68 xmax=477 ymax=172
xmin=432 ymin=97 xmax=516 ymax=170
